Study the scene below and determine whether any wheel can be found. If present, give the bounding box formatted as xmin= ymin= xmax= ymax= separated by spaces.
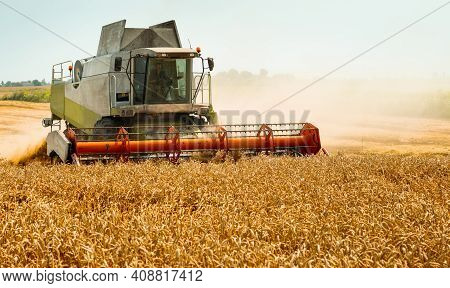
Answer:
xmin=93 ymin=118 xmax=119 ymax=140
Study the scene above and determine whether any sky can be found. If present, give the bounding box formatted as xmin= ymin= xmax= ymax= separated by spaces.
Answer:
xmin=0 ymin=0 xmax=449 ymax=82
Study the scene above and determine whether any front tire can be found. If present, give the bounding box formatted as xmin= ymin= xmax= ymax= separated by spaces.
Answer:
xmin=93 ymin=118 xmax=120 ymax=140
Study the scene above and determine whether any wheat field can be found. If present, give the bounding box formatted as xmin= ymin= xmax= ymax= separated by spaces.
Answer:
xmin=0 ymin=154 xmax=448 ymax=268
xmin=0 ymin=86 xmax=50 ymax=101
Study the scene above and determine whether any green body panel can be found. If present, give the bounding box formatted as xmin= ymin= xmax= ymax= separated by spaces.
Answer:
xmin=50 ymin=82 xmax=102 ymax=128
xmin=50 ymin=83 xmax=65 ymax=119
xmin=64 ymin=97 xmax=102 ymax=128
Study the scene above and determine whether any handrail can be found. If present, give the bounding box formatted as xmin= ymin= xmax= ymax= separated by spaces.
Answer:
xmin=52 ymin=60 xmax=73 ymax=67
xmin=193 ymin=72 xmax=210 ymax=105
xmin=110 ymin=74 xmax=117 ymax=109
xmin=52 ymin=60 xmax=73 ymax=83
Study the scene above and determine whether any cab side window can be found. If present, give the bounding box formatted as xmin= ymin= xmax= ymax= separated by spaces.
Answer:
xmin=114 ymin=57 xmax=122 ymax=72
xmin=133 ymin=57 xmax=147 ymax=105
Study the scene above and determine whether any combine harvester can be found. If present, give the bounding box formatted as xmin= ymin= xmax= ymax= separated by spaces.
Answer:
xmin=43 ymin=20 xmax=325 ymax=164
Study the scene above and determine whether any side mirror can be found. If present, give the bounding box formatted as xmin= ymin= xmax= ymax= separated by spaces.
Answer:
xmin=207 ymin=58 xmax=214 ymax=71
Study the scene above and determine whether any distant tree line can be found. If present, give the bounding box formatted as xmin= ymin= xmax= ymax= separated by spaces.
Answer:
xmin=0 ymin=79 xmax=48 ymax=87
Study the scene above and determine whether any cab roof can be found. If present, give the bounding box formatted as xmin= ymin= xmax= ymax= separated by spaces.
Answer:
xmin=131 ymin=47 xmax=199 ymax=58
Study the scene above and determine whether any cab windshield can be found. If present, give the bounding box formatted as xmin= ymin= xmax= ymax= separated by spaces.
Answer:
xmin=133 ymin=58 xmax=192 ymax=105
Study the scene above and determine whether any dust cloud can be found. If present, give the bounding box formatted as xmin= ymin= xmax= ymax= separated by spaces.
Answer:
xmin=0 ymin=101 xmax=49 ymax=163
xmin=212 ymin=70 xmax=450 ymax=153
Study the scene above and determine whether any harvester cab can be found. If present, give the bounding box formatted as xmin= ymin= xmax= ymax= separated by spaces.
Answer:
xmin=47 ymin=20 xmax=214 ymax=130
xmin=44 ymin=20 xmax=324 ymax=164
